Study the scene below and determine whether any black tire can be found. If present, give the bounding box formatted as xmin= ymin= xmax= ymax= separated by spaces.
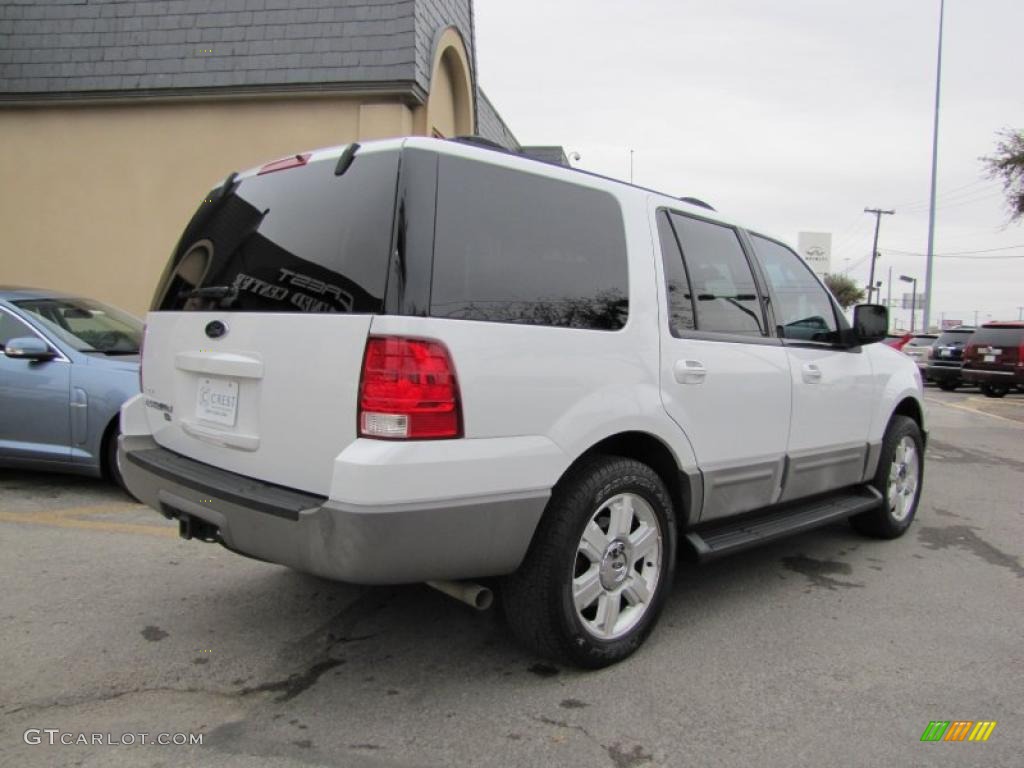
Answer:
xmin=502 ymin=455 xmax=677 ymax=668
xmin=983 ymin=384 xmax=1008 ymax=398
xmin=937 ymin=382 xmax=957 ymax=392
xmin=104 ymin=425 xmax=135 ymax=499
xmin=850 ymin=415 xmax=924 ymax=539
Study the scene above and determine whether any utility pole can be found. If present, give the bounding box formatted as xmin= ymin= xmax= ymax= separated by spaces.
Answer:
xmin=923 ymin=0 xmax=946 ymax=331
xmin=900 ymin=275 xmax=918 ymax=333
xmin=1018 ymin=306 xmax=1023 ymax=321
xmin=886 ymin=266 xmax=893 ymax=331
xmin=629 ymin=149 xmax=634 ymax=184
xmin=865 ymin=207 xmax=895 ymax=303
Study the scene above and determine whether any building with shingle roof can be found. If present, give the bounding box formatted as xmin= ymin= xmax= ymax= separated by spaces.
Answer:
xmin=0 ymin=0 xmax=524 ymax=313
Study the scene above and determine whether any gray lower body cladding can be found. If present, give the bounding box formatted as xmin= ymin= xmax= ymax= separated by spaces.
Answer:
xmin=119 ymin=435 xmax=548 ymax=584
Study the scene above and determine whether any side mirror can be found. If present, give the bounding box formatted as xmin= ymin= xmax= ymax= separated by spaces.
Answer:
xmin=4 ymin=337 xmax=57 ymax=361
xmin=850 ymin=304 xmax=889 ymax=346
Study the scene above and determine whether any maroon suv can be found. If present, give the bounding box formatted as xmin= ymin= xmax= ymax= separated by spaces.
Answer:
xmin=961 ymin=322 xmax=1024 ymax=398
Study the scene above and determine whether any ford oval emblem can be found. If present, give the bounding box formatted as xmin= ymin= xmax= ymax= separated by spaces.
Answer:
xmin=205 ymin=320 xmax=227 ymax=339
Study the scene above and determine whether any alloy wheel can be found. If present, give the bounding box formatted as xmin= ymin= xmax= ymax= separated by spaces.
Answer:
xmin=572 ymin=492 xmax=662 ymax=641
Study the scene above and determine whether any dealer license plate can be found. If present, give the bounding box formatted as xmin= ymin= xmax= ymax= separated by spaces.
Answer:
xmin=196 ymin=377 xmax=238 ymax=426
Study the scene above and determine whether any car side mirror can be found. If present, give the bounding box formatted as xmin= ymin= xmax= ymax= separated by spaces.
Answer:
xmin=850 ymin=304 xmax=889 ymax=346
xmin=4 ymin=337 xmax=57 ymax=361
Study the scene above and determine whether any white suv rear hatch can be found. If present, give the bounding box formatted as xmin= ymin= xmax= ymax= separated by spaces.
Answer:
xmin=141 ymin=144 xmax=400 ymax=495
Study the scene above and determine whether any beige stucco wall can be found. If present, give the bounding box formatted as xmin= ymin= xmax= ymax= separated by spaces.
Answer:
xmin=0 ymin=31 xmax=475 ymax=317
xmin=0 ymin=97 xmax=415 ymax=316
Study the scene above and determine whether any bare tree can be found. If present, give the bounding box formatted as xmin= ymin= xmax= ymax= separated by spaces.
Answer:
xmin=982 ymin=128 xmax=1024 ymax=221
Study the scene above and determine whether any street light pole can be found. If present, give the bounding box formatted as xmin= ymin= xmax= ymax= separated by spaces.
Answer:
xmin=865 ymin=207 xmax=895 ymax=303
xmin=922 ymin=0 xmax=946 ymax=331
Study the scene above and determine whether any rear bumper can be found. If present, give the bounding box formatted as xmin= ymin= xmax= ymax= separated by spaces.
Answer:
xmin=961 ymin=368 xmax=1023 ymax=386
xmin=119 ymin=435 xmax=549 ymax=584
xmin=925 ymin=364 xmax=962 ymax=384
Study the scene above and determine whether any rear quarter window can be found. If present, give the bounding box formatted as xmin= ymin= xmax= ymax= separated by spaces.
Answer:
xmin=970 ymin=328 xmax=1024 ymax=347
xmin=430 ymin=156 xmax=629 ymax=330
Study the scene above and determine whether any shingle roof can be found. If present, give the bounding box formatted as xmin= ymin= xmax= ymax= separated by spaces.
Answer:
xmin=0 ymin=0 xmax=473 ymax=101
xmin=477 ymin=88 xmax=519 ymax=151
xmin=520 ymin=145 xmax=569 ymax=167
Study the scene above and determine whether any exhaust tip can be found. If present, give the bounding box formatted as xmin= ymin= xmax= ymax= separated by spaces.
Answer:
xmin=427 ymin=580 xmax=494 ymax=611
xmin=473 ymin=587 xmax=494 ymax=611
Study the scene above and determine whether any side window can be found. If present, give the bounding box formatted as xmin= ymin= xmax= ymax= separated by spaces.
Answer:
xmin=669 ymin=212 xmax=764 ymax=336
xmin=750 ymin=235 xmax=839 ymax=343
xmin=655 ymin=211 xmax=696 ymax=334
xmin=0 ymin=309 xmax=39 ymax=347
xmin=431 ymin=156 xmax=629 ymax=330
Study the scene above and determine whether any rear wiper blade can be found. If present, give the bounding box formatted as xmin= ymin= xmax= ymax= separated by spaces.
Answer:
xmin=178 ymin=285 xmax=237 ymax=300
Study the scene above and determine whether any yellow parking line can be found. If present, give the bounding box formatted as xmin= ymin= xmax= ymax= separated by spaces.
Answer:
xmin=925 ymin=397 xmax=1023 ymax=427
xmin=41 ymin=503 xmax=146 ymax=519
xmin=0 ymin=510 xmax=177 ymax=538
xmin=966 ymin=395 xmax=1024 ymax=408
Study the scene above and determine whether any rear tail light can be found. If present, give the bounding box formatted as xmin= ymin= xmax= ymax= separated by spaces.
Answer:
xmin=358 ymin=336 xmax=462 ymax=439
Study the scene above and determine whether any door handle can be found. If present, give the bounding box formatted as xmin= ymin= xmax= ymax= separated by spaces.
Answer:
xmin=674 ymin=359 xmax=707 ymax=385
xmin=802 ymin=363 xmax=822 ymax=383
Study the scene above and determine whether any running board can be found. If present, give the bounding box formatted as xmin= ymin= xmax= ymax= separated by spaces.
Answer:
xmin=685 ymin=486 xmax=883 ymax=562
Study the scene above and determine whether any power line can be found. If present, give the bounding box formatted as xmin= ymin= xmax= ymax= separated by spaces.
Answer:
xmin=884 ymin=243 xmax=1024 ymax=256
xmin=883 ymin=249 xmax=1024 ymax=259
xmin=899 ymin=189 xmax=1004 ymax=214
xmin=888 ymin=178 xmax=992 ymax=209
xmin=932 ymin=243 xmax=1024 ymax=255
xmin=896 ymin=182 xmax=999 ymax=211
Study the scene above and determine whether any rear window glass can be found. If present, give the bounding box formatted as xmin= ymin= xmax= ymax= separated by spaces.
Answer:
xmin=153 ymin=150 xmax=399 ymax=313
xmin=971 ymin=327 xmax=1024 ymax=346
xmin=430 ymin=156 xmax=628 ymax=330
xmin=935 ymin=331 xmax=974 ymax=346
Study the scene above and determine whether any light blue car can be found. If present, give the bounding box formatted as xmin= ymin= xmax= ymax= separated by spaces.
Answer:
xmin=0 ymin=287 xmax=142 ymax=491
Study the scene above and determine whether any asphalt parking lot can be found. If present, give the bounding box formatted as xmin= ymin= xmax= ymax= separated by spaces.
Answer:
xmin=1 ymin=387 xmax=1021 ymax=768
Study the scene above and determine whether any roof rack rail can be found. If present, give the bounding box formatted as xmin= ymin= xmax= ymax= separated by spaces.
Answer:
xmin=679 ymin=196 xmax=716 ymax=211
xmin=449 ymin=135 xmax=515 ymax=154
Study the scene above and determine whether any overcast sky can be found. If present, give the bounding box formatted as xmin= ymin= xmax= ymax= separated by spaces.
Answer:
xmin=475 ymin=0 xmax=1024 ymax=327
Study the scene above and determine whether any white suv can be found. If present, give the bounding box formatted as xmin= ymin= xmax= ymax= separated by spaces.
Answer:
xmin=120 ymin=137 xmax=925 ymax=667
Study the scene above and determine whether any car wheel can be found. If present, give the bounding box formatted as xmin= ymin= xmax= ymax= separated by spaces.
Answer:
xmin=937 ymin=382 xmax=957 ymax=392
xmin=105 ymin=425 xmax=135 ymax=499
xmin=983 ymin=384 xmax=1008 ymax=398
xmin=850 ymin=415 xmax=924 ymax=539
xmin=502 ymin=455 xmax=676 ymax=668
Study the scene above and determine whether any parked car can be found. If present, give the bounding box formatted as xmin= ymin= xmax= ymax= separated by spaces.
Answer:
xmin=902 ymin=333 xmax=939 ymax=372
xmin=926 ymin=327 xmax=976 ymax=390
xmin=961 ymin=322 xmax=1024 ymax=397
xmin=120 ymin=137 xmax=925 ymax=667
xmin=0 ymin=288 xmax=141 ymax=490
